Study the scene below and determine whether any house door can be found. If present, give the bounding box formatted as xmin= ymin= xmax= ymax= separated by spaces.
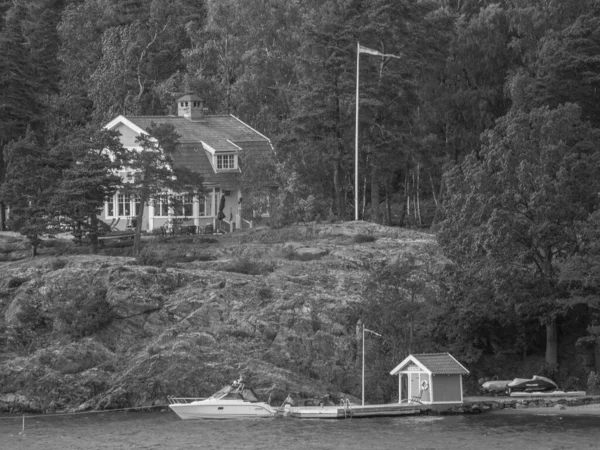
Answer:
xmin=400 ymin=374 xmax=408 ymax=402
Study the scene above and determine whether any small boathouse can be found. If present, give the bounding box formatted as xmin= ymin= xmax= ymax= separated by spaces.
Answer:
xmin=389 ymin=353 xmax=469 ymax=405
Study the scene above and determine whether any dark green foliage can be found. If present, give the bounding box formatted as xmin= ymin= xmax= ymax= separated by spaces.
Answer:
xmin=50 ymin=127 xmax=126 ymax=253
xmin=222 ymin=257 xmax=275 ymax=276
xmin=437 ymin=103 xmax=600 ymax=368
xmin=533 ymin=5 xmax=600 ymax=126
xmin=50 ymin=285 xmax=113 ymax=339
xmin=282 ymin=246 xmax=328 ymax=261
xmin=136 ymin=247 xmax=164 ymax=267
xmin=7 ymin=276 xmax=28 ymax=289
xmin=0 ymin=130 xmax=58 ymax=255
xmin=353 ymin=234 xmax=377 ymax=244
xmin=0 ymin=4 xmax=45 ymax=229
xmin=257 ymin=285 xmax=273 ymax=300
xmin=50 ymin=258 xmax=68 ymax=271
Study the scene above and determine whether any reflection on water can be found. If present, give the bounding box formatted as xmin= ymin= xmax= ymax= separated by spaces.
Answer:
xmin=1 ymin=410 xmax=599 ymax=450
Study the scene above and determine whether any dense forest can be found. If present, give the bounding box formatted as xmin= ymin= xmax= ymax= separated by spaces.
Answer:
xmin=1 ymin=0 xmax=600 ymax=389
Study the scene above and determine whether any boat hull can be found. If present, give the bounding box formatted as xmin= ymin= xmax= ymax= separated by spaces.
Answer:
xmin=169 ymin=401 xmax=277 ymax=420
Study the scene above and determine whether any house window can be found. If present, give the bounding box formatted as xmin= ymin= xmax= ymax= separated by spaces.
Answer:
xmin=217 ymin=154 xmax=235 ymax=170
xmin=175 ymin=194 xmax=194 ymax=217
xmin=154 ymin=195 xmax=169 ymax=217
xmin=152 ymin=194 xmax=207 ymax=217
xmin=106 ymin=193 xmax=138 ymax=218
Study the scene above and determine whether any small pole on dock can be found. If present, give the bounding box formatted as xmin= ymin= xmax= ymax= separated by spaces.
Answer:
xmin=19 ymin=415 xmax=25 ymax=434
xmin=362 ymin=323 xmax=382 ymax=406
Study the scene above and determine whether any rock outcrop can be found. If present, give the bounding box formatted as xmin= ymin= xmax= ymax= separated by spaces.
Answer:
xmin=0 ymin=222 xmax=437 ymax=413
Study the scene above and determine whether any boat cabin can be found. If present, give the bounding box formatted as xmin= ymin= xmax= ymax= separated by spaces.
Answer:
xmin=209 ymin=383 xmax=260 ymax=403
xmin=389 ymin=352 xmax=469 ymax=405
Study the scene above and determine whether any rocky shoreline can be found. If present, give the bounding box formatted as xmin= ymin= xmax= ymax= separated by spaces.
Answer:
xmin=453 ymin=395 xmax=600 ymax=414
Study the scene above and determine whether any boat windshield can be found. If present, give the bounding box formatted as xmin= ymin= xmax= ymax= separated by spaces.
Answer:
xmin=240 ymin=388 xmax=259 ymax=402
xmin=206 ymin=384 xmax=261 ymax=402
xmin=207 ymin=385 xmax=234 ymax=400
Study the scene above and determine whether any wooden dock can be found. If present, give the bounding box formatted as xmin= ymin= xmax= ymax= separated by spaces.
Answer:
xmin=286 ymin=403 xmax=422 ymax=419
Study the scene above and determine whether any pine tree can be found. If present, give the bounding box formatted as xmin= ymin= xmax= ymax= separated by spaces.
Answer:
xmin=0 ymin=130 xmax=58 ymax=256
xmin=0 ymin=4 xmax=44 ymax=230
xmin=49 ymin=127 xmax=126 ymax=253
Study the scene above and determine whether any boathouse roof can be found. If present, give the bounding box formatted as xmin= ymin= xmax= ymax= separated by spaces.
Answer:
xmin=389 ymin=352 xmax=469 ymax=376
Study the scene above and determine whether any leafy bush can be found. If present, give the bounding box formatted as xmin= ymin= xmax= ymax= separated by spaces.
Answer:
xmin=7 ymin=276 xmax=29 ymax=289
xmin=222 ymin=257 xmax=275 ymax=275
xmin=587 ymin=371 xmax=600 ymax=394
xmin=353 ymin=234 xmax=377 ymax=244
xmin=50 ymin=286 xmax=113 ymax=338
xmin=147 ymin=345 xmax=161 ymax=355
xmin=257 ymin=285 xmax=274 ymax=300
xmin=50 ymin=258 xmax=68 ymax=270
xmin=136 ymin=246 xmax=164 ymax=267
xmin=196 ymin=237 xmax=219 ymax=244
xmin=282 ymin=246 xmax=328 ymax=261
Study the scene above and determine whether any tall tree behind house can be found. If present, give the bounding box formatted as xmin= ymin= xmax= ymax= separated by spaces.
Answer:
xmin=0 ymin=4 xmax=44 ymax=230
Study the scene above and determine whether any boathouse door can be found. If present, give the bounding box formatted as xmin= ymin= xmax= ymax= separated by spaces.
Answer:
xmin=410 ymin=373 xmax=420 ymax=399
xmin=400 ymin=374 xmax=408 ymax=402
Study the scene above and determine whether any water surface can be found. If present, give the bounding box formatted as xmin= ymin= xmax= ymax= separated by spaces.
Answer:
xmin=1 ymin=410 xmax=598 ymax=450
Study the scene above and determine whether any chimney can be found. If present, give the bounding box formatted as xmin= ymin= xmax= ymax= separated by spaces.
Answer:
xmin=177 ymin=94 xmax=204 ymax=120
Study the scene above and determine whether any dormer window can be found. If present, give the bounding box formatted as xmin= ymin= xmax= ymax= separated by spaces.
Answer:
xmin=217 ymin=154 xmax=235 ymax=170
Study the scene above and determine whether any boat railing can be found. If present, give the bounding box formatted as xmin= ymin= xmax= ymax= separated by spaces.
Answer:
xmin=167 ymin=396 xmax=206 ymax=404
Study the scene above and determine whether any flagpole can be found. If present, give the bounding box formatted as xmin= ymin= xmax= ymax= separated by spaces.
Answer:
xmin=355 ymin=42 xmax=360 ymax=221
xmin=354 ymin=43 xmax=400 ymax=222
xmin=361 ymin=323 xmax=382 ymax=406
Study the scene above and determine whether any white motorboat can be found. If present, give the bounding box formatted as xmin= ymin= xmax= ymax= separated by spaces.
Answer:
xmin=168 ymin=378 xmax=278 ymax=419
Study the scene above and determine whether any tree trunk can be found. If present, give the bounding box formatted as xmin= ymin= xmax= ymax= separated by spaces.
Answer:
xmin=370 ymin=165 xmax=380 ymax=224
xmin=0 ymin=201 xmax=5 ymax=230
xmin=545 ymin=319 xmax=558 ymax=368
xmin=398 ymin=172 xmax=407 ymax=226
xmin=362 ymin=175 xmax=368 ymax=220
xmin=595 ymin=344 xmax=600 ymax=372
xmin=385 ymin=179 xmax=392 ymax=225
xmin=89 ymin=214 xmax=99 ymax=254
xmin=333 ymin=159 xmax=345 ymax=220
xmin=416 ymin=166 xmax=422 ymax=226
xmin=133 ymin=197 xmax=146 ymax=256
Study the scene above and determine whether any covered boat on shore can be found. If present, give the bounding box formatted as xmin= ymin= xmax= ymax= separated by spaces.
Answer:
xmin=168 ymin=379 xmax=277 ymax=419
xmin=481 ymin=375 xmax=558 ymax=395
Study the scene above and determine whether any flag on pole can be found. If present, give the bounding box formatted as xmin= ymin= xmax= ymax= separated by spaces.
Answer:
xmin=358 ymin=44 xmax=402 ymax=59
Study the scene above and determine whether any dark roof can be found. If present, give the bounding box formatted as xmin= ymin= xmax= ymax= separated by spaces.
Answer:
xmin=126 ymin=115 xmax=270 ymax=149
xmin=124 ymin=115 xmax=274 ymax=188
xmin=172 ymin=144 xmax=239 ymax=189
xmin=177 ymin=94 xmax=202 ymax=102
xmin=412 ymin=353 xmax=469 ymax=375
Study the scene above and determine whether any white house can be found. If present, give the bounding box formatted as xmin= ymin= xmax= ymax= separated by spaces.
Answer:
xmin=101 ymin=94 xmax=275 ymax=233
